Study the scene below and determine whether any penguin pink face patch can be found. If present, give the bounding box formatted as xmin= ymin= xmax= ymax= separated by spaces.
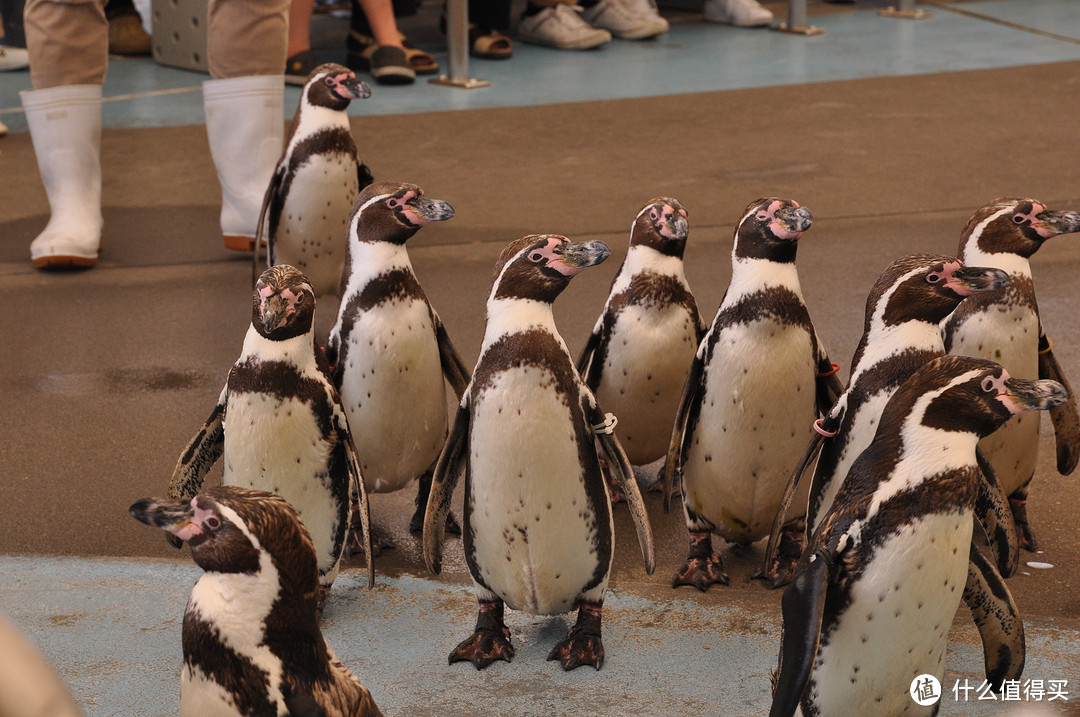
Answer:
xmin=386 ymin=191 xmax=427 ymax=227
xmin=527 ymin=237 xmax=582 ymax=276
xmin=981 ymin=369 xmax=1022 ymax=414
xmin=757 ymin=200 xmax=803 ymax=240
xmin=650 ymin=203 xmax=688 ymax=240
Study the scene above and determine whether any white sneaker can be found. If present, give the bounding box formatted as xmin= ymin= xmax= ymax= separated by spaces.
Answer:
xmin=518 ymin=4 xmax=612 ymax=50
xmin=582 ymin=0 xmax=669 ymax=40
xmin=703 ymin=0 xmax=774 ymax=26
xmin=0 ymin=45 xmax=29 ymax=71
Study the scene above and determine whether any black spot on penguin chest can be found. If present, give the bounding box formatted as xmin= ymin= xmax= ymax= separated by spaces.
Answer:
xmin=464 ymin=329 xmax=613 ymax=595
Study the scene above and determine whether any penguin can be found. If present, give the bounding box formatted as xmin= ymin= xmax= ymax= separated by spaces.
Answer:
xmin=169 ymin=264 xmax=373 ymax=604
xmin=130 ymin=486 xmax=383 ymax=717
xmin=943 ymin=197 xmax=1080 ymax=550
xmin=325 ymin=181 xmax=469 ymax=538
xmin=769 ymin=355 xmax=1068 ymax=717
xmin=423 ymin=234 xmax=656 ymax=671
xmin=764 ymin=254 xmax=1013 ymax=584
xmin=254 ymin=63 xmax=374 ymax=297
xmin=664 ymin=197 xmax=843 ymax=591
xmin=577 ymin=197 xmax=706 ymax=489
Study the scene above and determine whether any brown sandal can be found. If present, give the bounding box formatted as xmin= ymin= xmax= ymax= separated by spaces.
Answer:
xmin=399 ymin=33 xmax=440 ymax=74
xmin=470 ymin=25 xmax=513 ymax=59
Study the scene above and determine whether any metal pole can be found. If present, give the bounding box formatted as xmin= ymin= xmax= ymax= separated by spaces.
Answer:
xmin=430 ymin=0 xmax=491 ymax=88
xmin=771 ymin=0 xmax=823 ymax=36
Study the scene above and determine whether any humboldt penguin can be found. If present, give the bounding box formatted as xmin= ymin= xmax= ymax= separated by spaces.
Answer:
xmin=943 ymin=197 xmax=1080 ymax=549
xmin=130 ymin=486 xmax=383 ymax=717
xmin=770 ymin=356 xmax=1067 ymax=717
xmin=169 ymin=265 xmax=373 ymax=603
xmin=664 ymin=197 xmax=843 ymax=591
xmin=424 ymin=234 xmax=655 ymax=671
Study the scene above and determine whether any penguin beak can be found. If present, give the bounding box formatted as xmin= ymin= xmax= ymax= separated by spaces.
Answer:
xmin=332 ymin=72 xmax=372 ymax=100
xmin=1034 ymin=209 xmax=1080 ymax=237
xmin=129 ymin=497 xmax=204 ymax=543
xmin=404 ymin=196 xmax=455 ymax=225
xmin=999 ymin=377 xmax=1070 ymax=414
xmin=260 ymin=292 xmax=291 ymax=333
xmin=773 ymin=205 xmax=813 ymax=237
xmin=946 ymin=266 xmax=1009 ymax=295
xmin=661 ymin=210 xmax=689 ymax=242
xmin=558 ymin=240 xmax=610 ymax=270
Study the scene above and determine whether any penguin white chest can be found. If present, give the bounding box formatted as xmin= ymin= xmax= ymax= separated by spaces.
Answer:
xmin=272 ymin=154 xmax=359 ymax=296
xmin=810 ymin=512 xmax=973 ymax=717
xmin=683 ymin=320 xmax=816 ymax=542
xmin=222 ymin=392 xmax=342 ymax=572
xmin=338 ymin=297 xmax=448 ymax=493
xmin=950 ymin=308 xmax=1040 ymax=495
xmin=595 ymin=302 xmax=699 ymax=464
xmin=468 ymin=366 xmax=610 ymax=615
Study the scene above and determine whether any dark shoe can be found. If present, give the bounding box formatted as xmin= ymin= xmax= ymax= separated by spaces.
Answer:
xmin=284 ymin=49 xmax=326 ymax=86
xmin=108 ymin=13 xmax=151 ymax=56
xmin=346 ymin=33 xmax=417 ymax=85
xmin=347 ymin=30 xmax=432 ymax=80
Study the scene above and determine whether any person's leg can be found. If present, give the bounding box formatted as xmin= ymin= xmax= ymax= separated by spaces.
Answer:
xmin=20 ymin=0 xmax=107 ymax=268
xmin=202 ymin=0 xmax=288 ymax=250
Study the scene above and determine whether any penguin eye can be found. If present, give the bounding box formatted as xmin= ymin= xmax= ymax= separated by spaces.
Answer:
xmin=755 ymin=211 xmax=769 ymax=221
xmin=649 ymin=209 xmax=659 ymax=221
xmin=1012 ymin=214 xmax=1026 ymax=224
xmin=926 ymin=273 xmax=941 ymax=284
xmin=980 ymin=377 xmax=996 ymax=393
xmin=204 ymin=516 xmax=221 ymax=530
xmin=386 ymin=198 xmax=400 ymax=209
xmin=528 ymin=250 xmax=545 ymax=263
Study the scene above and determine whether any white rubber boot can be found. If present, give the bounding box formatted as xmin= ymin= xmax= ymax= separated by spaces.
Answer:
xmin=203 ymin=75 xmax=284 ymax=251
xmin=20 ymin=85 xmax=103 ymax=269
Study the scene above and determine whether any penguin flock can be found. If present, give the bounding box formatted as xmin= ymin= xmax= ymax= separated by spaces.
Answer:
xmin=123 ymin=64 xmax=1080 ymax=717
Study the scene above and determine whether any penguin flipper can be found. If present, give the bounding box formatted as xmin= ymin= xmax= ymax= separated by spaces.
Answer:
xmin=433 ymin=311 xmax=471 ymax=399
xmin=424 ymin=397 xmax=470 ymax=575
xmin=770 ymin=548 xmax=833 ymax=717
xmin=252 ymin=164 xmax=286 ymax=288
xmin=587 ymin=399 xmax=655 ymax=576
xmin=334 ymin=406 xmax=374 ymax=587
xmin=975 ymin=447 xmax=1020 ymax=578
xmin=761 ymin=429 xmax=828 ymax=582
xmin=814 ymin=353 xmax=844 ymax=417
xmin=963 ymin=543 xmax=1025 ymax=691
xmin=576 ymin=316 xmax=604 ymax=386
xmin=662 ymin=354 xmax=704 ymax=513
xmin=169 ymin=383 xmax=227 ymax=502
xmin=1037 ymin=331 xmax=1080 ymax=475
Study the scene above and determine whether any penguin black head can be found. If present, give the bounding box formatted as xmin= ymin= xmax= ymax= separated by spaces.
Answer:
xmin=130 ymin=486 xmax=319 ymax=588
xmin=304 ymin=63 xmax=372 ymax=110
xmin=490 ymin=234 xmax=610 ymax=304
xmin=963 ymin=197 xmax=1080 ymax=259
xmin=252 ymin=264 xmax=316 ymax=341
xmin=889 ymin=355 xmax=1068 ymax=439
xmin=871 ymin=253 xmax=1010 ymax=327
xmin=631 ymin=197 xmax=689 ymax=257
xmin=733 ymin=197 xmax=812 ymax=263
xmin=347 ymin=181 xmax=455 ymax=247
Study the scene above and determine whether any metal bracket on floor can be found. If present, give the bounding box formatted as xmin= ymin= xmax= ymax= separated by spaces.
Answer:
xmin=429 ymin=0 xmax=491 ymax=88
xmin=880 ymin=0 xmax=932 ymax=19
xmin=771 ymin=0 xmax=824 ymax=36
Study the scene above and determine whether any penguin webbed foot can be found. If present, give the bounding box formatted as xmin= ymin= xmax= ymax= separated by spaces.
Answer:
xmin=450 ymin=600 xmax=514 ymax=669
xmin=672 ymin=531 xmax=729 ymax=591
xmin=672 ymin=555 xmax=729 ymax=591
xmin=448 ymin=627 xmax=514 ymax=669
xmin=1009 ymin=495 xmax=1038 ymax=552
xmin=548 ymin=602 xmax=604 ymax=671
xmin=752 ymin=519 xmax=806 ymax=589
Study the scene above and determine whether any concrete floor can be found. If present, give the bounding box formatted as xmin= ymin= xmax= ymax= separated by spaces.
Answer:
xmin=2 ymin=1 xmax=1080 ymax=715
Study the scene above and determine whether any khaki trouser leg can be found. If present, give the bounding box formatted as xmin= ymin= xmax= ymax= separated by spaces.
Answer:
xmin=207 ymin=0 xmax=290 ymax=78
xmin=24 ymin=0 xmax=108 ymax=89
